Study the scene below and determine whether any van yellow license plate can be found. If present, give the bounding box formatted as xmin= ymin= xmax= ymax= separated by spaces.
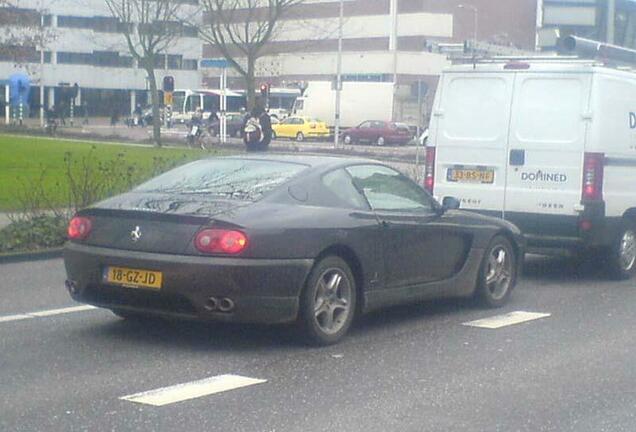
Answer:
xmin=105 ymin=266 xmax=163 ymax=290
xmin=447 ymin=168 xmax=495 ymax=184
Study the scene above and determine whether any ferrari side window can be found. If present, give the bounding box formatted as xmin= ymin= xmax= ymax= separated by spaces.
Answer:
xmin=322 ymin=169 xmax=369 ymax=210
xmin=346 ymin=165 xmax=435 ymax=213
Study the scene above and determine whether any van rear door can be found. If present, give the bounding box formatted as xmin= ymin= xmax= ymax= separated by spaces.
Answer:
xmin=432 ymin=72 xmax=515 ymax=218
xmin=503 ymin=73 xmax=590 ymax=237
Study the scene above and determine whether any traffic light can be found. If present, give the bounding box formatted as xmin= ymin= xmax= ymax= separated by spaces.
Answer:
xmin=163 ymin=76 xmax=175 ymax=92
xmin=260 ymin=83 xmax=269 ymax=98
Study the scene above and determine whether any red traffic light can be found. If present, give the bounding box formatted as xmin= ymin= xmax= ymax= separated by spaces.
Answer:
xmin=163 ymin=76 xmax=175 ymax=92
xmin=260 ymin=83 xmax=269 ymax=97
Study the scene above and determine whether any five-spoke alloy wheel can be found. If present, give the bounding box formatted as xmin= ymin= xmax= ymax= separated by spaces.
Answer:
xmin=475 ymin=236 xmax=517 ymax=307
xmin=300 ymin=256 xmax=357 ymax=345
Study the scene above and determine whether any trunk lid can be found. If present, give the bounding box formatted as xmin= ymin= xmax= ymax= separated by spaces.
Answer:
xmin=77 ymin=191 xmax=250 ymax=254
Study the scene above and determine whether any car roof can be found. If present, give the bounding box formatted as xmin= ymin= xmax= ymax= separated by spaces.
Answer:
xmin=213 ymin=153 xmax=380 ymax=170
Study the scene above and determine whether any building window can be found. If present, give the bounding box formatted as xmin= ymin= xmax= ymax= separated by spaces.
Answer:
xmin=92 ymin=16 xmax=119 ymax=32
xmin=182 ymin=26 xmax=198 ymax=37
xmin=182 ymin=59 xmax=198 ymax=70
xmin=57 ymin=51 xmax=93 ymax=65
xmin=57 ymin=15 xmax=93 ymax=29
xmin=167 ymin=54 xmax=182 ymax=69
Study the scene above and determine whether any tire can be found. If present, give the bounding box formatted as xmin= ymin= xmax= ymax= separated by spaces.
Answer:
xmin=343 ymin=134 xmax=353 ymax=145
xmin=296 ymin=132 xmax=305 ymax=142
xmin=474 ymin=236 xmax=517 ymax=308
xmin=376 ymin=136 xmax=385 ymax=146
xmin=299 ymin=256 xmax=357 ymax=345
xmin=605 ymin=219 xmax=636 ymax=280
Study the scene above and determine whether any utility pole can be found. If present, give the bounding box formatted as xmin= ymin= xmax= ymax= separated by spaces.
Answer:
xmin=458 ymin=4 xmax=478 ymax=58
xmin=607 ymin=0 xmax=616 ymax=44
xmin=39 ymin=14 xmax=45 ymax=128
xmin=333 ymin=0 xmax=344 ymax=149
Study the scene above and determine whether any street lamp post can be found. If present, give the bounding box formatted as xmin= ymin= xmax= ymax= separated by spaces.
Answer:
xmin=458 ymin=4 xmax=478 ymax=58
xmin=334 ymin=0 xmax=344 ymax=149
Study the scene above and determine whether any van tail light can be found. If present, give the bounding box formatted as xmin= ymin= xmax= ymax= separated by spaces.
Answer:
xmin=424 ymin=146 xmax=436 ymax=193
xmin=195 ymin=229 xmax=248 ymax=255
xmin=68 ymin=216 xmax=92 ymax=240
xmin=582 ymin=152 xmax=604 ymax=202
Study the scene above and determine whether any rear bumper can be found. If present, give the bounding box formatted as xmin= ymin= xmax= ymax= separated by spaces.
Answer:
xmin=63 ymin=242 xmax=314 ymax=324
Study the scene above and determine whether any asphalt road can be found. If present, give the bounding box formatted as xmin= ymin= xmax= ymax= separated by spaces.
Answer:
xmin=1 ymin=255 xmax=635 ymax=432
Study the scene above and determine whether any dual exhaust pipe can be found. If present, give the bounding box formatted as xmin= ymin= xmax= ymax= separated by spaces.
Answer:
xmin=205 ymin=296 xmax=235 ymax=313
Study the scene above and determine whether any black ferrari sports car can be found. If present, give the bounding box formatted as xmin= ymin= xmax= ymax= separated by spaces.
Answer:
xmin=64 ymin=155 xmax=524 ymax=345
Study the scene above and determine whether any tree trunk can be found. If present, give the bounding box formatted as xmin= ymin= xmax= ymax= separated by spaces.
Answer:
xmin=146 ymin=68 xmax=162 ymax=147
xmin=245 ymin=56 xmax=256 ymax=110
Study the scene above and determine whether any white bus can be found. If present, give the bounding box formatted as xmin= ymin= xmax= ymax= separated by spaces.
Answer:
xmin=266 ymin=88 xmax=300 ymax=119
xmin=171 ymin=89 xmax=247 ymax=123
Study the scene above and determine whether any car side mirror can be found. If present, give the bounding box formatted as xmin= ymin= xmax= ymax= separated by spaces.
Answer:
xmin=442 ymin=196 xmax=460 ymax=211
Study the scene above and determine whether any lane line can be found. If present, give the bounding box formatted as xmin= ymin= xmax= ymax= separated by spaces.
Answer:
xmin=463 ymin=311 xmax=551 ymax=329
xmin=120 ymin=374 xmax=268 ymax=407
xmin=28 ymin=305 xmax=97 ymax=317
xmin=0 ymin=305 xmax=98 ymax=323
xmin=0 ymin=314 xmax=32 ymax=323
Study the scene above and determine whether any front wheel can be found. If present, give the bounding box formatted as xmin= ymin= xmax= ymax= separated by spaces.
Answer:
xmin=299 ymin=256 xmax=357 ymax=345
xmin=606 ymin=220 xmax=636 ymax=280
xmin=343 ymin=134 xmax=353 ymax=145
xmin=376 ymin=136 xmax=385 ymax=146
xmin=296 ymin=132 xmax=305 ymax=142
xmin=475 ymin=236 xmax=517 ymax=308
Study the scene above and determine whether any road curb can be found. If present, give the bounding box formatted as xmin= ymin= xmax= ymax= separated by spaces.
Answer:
xmin=0 ymin=248 xmax=64 ymax=264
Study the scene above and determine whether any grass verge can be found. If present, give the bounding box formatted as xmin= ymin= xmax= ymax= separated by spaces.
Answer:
xmin=0 ymin=134 xmax=225 ymax=211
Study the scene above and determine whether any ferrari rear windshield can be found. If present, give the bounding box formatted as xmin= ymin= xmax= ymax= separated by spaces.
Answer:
xmin=135 ymin=158 xmax=308 ymax=200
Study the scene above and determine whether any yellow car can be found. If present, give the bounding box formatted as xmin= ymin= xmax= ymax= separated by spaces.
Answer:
xmin=272 ymin=116 xmax=330 ymax=141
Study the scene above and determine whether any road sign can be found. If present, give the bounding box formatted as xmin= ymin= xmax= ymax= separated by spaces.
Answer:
xmin=201 ymin=58 xmax=230 ymax=69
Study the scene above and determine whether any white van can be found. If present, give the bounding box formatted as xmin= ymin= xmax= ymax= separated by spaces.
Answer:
xmin=426 ymin=60 xmax=636 ymax=279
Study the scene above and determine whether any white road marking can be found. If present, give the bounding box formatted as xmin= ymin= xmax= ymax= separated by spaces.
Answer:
xmin=0 ymin=305 xmax=97 ymax=323
xmin=29 ymin=305 xmax=97 ymax=317
xmin=120 ymin=374 xmax=268 ymax=407
xmin=463 ymin=311 xmax=551 ymax=329
xmin=0 ymin=314 xmax=32 ymax=323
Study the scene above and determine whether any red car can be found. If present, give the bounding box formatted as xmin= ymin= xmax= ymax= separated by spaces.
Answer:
xmin=342 ymin=120 xmax=413 ymax=146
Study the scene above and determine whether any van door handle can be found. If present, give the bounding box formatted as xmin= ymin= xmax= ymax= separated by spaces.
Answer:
xmin=509 ymin=149 xmax=525 ymax=166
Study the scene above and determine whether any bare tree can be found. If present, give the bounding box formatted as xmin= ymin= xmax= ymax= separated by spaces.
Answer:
xmin=199 ymin=0 xmax=303 ymax=110
xmin=0 ymin=1 xmax=54 ymax=68
xmin=105 ymin=0 xmax=195 ymax=146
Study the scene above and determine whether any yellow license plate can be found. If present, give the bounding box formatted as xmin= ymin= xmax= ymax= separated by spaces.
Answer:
xmin=448 ymin=168 xmax=495 ymax=184
xmin=105 ymin=266 xmax=163 ymax=290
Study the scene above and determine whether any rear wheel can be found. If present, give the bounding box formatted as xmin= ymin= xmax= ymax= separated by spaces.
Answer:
xmin=299 ymin=256 xmax=357 ymax=345
xmin=296 ymin=132 xmax=305 ymax=142
xmin=606 ymin=220 xmax=636 ymax=280
xmin=475 ymin=236 xmax=517 ymax=307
